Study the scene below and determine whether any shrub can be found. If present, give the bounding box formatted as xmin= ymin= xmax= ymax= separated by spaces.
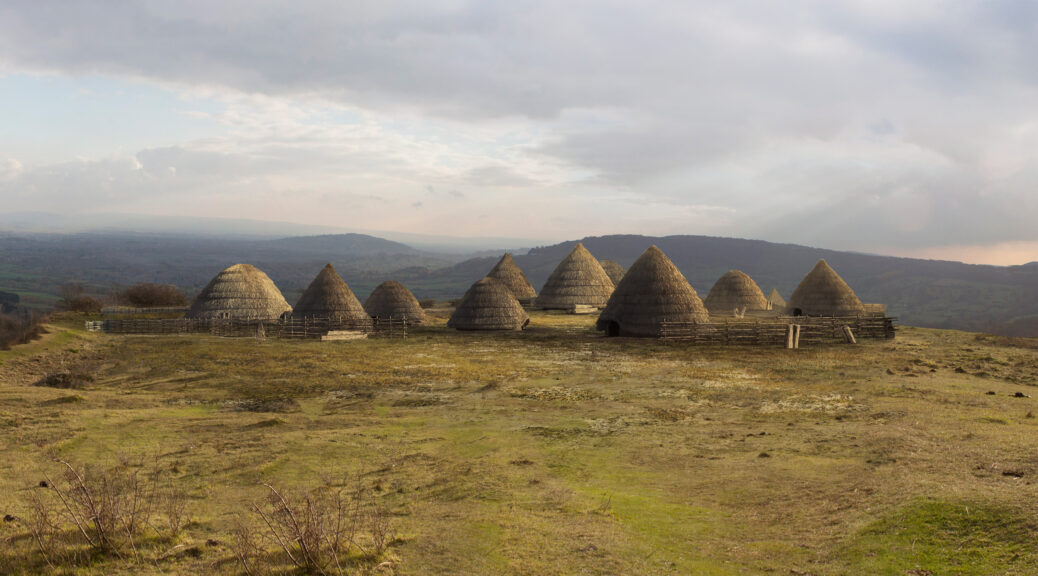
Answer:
xmin=56 ymin=283 xmax=103 ymax=314
xmin=0 ymin=310 xmax=47 ymax=350
xmin=33 ymin=371 xmax=94 ymax=389
xmin=118 ymin=283 xmax=188 ymax=308
xmin=234 ymin=479 xmax=393 ymax=575
xmin=417 ymin=298 xmax=436 ymax=309
xmin=25 ymin=458 xmax=189 ymax=567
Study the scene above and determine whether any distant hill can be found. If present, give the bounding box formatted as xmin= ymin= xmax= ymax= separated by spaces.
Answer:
xmin=0 ymin=232 xmax=454 ymax=307
xmin=265 ymin=234 xmax=418 ymax=255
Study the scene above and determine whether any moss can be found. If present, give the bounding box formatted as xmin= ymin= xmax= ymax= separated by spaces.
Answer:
xmin=842 ymin=498 xmax=1038 ymax=575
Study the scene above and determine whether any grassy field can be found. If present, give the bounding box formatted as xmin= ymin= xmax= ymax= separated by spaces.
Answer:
xmin=2 ymin=311 xmax=1038 ymax=575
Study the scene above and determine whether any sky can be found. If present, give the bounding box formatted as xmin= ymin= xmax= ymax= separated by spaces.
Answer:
xmin=1 ymin=1 xmax=1037 ymax=265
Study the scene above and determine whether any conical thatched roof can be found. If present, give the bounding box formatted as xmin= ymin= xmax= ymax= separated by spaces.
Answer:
xmin=448 ymin=277 xmax=530 ymax=331
xmin=292 ymin=264 xmax=372 ymax=327
xmin=487 ymin=253 xmax=537 ymax=300
xmin=186 ymin=263 xmax=292 ymax=320
xmin=703 ymin=270 xmax=768 ymax=314
xmin=535 ymin=243 xmax=615 ymax=309
xmin=364 ymin=280 xmax=426 ymax=324
xmin=600 ymin=259 xmax=626 ymax=286
xmin=767 ymin=288 xmax=786 ymax=310
xmin=787 ymin=259 xmax=865 ymax=317
xmin=596 ymin=246 xmax=709 ymax=337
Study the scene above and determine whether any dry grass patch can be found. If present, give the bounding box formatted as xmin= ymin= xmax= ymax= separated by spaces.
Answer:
xmin=2 ymin=317 xmax=1038 ymax=574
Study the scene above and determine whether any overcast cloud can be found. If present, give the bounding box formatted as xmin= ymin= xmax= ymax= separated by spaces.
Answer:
xmin=1 ymin=1 xmax=1037 ymax=262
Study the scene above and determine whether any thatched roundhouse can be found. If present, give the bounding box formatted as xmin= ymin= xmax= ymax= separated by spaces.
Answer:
xmin=447 ymin=277 xmax=530 ymax=331
xmin=364 ymin=280 xmax=426 ymax=325
xmin=786 ymin=259 xmax=865 ymax=317
xmin=186 ymin=263 xmax=292 ymax=320
xmin=487 ymin=253 xmax=537 ymax=300
xmin=703 ymin=270 xmax=768 ymax=315
xmin=767 ymin=288 xmax=786 ymax=311
xmin=596 ymin=246 xmax=709 ymax=337
xmin=292 ymin=263 xmax=372 ymax=328
xmin=535 ymin=243 xmax=615 ymax=309
xmin=599 ymin=259 xmax=626 ymax=286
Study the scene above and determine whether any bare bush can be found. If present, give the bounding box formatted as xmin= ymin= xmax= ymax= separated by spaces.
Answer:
xmin=232 ymin=518 xmax=269 ymax=576
xmin=24 ymin=458 xmax=190 ymax=568
xmin=417 ymin=298 xmax=436 ymax=309
xmin=239 ymin=479 xmax=394 ymax=575
xmin=162 ymin=477 xmax=188 ymax=537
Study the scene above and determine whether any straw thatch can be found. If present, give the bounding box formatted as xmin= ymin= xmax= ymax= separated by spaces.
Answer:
xmin=447 ymin=277 xmax=530 ymax=331
xmin=599 ymin=259 xmax=626 ymax=286
xmin=363 ymin=280 xmax=426 ymax=325
xmin=292 ymin=263 xmax=372 ymax=328
xmin=487 ymin=253 xmax=537 ymax=300
xmin=596 ymin=245 xmax=709 ymax=337
xmin=186 ymin=263 xmax=292 ymax=320
xmin=786 ymin=259 xmax=865 ymax=317
xmin=767 ymin=288 xmax=786 ymax=310
xmin=535 ymin=243 xmax=615 ymax=309
xmin=703 ymin=270 xmax=768 ymax=315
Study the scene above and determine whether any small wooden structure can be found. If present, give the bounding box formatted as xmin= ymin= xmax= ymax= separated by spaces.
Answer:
xmin=92 ymin=316 xmax=407 ymax=339
xmin=657 ymin=315 xmax=895 ymax=346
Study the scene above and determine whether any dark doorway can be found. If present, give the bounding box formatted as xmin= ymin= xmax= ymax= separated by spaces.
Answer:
xmin=792 ymin=308 xmax=803 ymax=317
xmin=605 ymin=321 xmax=620 ymax=337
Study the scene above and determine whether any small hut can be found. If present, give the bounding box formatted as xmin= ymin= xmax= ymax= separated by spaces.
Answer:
xmin=535 ymin=243 xmax=615 ymax=309
xmin=766 ymin=288 xmax=786 ymax=311
xmin=447 ymin=277 xmax=530 ymax=331
xmin=292 ymin=263 xmax=372 ymax=329
xmin=599 ymin=259 xmax=626 ymax=286
xmin=786 ymin=259 xmax=865 ymax=317
xmin=186 ymin=263 xmax=292 ymax=320
xmin=364 ymin=280 xmax=426 ymax=325
xmin=487 ymin=253 xmax=537 ymax=301
xmin=703 ymin=270 xmax=768 ymax=315
xmin=596 ymin=246 xmax=709 ymax=337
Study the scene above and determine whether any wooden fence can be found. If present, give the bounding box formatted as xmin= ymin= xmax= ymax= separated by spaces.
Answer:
xmin=89 ymin=316 xmax=408 ymax=339
xmin=100 ymin=306 xmax=191 ymax=316
xmin=658 ymin=315 xmax=895 ymax=346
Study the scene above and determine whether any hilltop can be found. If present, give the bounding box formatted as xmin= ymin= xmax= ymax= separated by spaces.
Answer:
xmin=1 ymin=313 xmax=1037 ymax=574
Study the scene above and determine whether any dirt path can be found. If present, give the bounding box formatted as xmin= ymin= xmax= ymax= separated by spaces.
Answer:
xmin=0 ymin=323 xmax=104 ymax=387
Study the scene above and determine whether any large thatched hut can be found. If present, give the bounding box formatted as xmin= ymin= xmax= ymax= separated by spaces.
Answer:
xmin=186 ymin=263 xmax=292 ymax=320
xmin=703 ymin=270 xmax=768 ymax=315
xmin=447 ymin=277 xmax=530 ymax=331
xmin=786 ymin=259 xmax=865 ymax=317
xmin=596 ymin=246 xmax=709 ymax=337
xmin=535 ymin=243 xmax=615 ymax=309
xmin=487 ymin=253 xmax=537 ymax=300
xmin=599 ymin=259 xmax=626 ymax=286
xmin=364 ymin=280 xmax=426 ymax=325
xmin=766 ymin=288 xmax=786 ymax=311
xmin=292 ymin=263 xmax=372 ymax=328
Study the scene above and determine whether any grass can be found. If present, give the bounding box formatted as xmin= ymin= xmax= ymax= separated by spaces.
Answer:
xmin=1 ymin=313 xmax=1038 ymax=574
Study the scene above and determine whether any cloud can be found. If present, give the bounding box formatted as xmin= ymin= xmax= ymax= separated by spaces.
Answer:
xmin=0 ymin=157 xmax=23 ymax=181
xmin=0 ymin=1 xmax=1037 ymax=259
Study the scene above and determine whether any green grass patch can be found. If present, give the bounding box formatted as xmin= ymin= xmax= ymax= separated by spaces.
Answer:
xmin=842 ymin=498 xmax=1038 ymax=575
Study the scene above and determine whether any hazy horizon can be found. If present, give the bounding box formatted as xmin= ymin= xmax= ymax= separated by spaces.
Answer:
xmin=3 ymin=209 xmax=1036 ymax=267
